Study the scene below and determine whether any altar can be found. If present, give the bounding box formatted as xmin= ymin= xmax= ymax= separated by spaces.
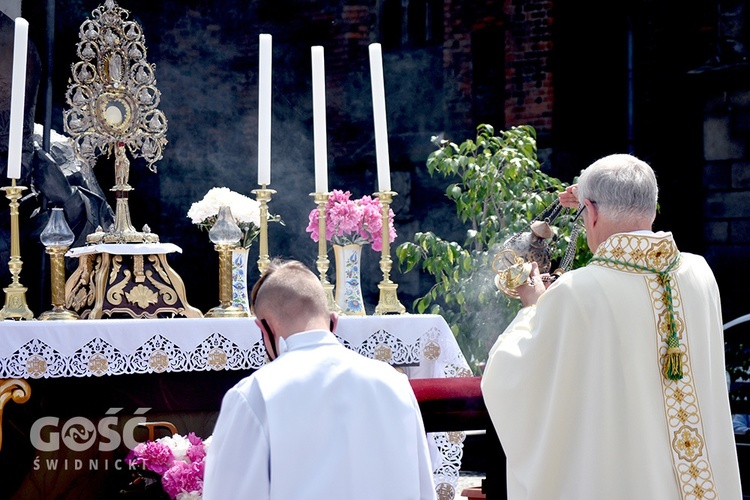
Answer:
xmin=0 ymin=314 xmax=472 ymax=499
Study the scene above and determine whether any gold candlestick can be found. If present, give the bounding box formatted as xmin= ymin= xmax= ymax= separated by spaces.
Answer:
xmin=252 ymin=186 xmax=276 ymax=275
xmin=374 ymin=191 xmax=405 ymax=315
xmin=39 ymin=207 xmax=78 ymax=320
xmin=311 ymin=192 xmax=341 ymax=313
xmin=0 ymin=180 xmax=33 ymax=320
xmin=205 ymin=243 xmax=247 ymax=318
xmin=205 ymin=206 xmax=248 ymax=318
xmin=39 ymin=246 xmax=78 ymax=321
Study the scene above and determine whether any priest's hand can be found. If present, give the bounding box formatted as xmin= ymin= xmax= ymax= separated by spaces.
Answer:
xmin=559 ymin=184 xmax=579 ymax=209
xmin=516 ymin=262 xmax=547 ymax=307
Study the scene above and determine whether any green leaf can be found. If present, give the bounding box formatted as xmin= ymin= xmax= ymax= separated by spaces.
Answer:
xmin=395 ymin=122 xmax=591 ymax=373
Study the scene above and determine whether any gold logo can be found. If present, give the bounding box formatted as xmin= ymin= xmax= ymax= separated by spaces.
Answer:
xmin=208 ymin=348 xmax=227 ymax=370
xmin=26 ymin=355 xmax=47 ymax=378
xmin=149 ymin=350 xmax=169 ymax=373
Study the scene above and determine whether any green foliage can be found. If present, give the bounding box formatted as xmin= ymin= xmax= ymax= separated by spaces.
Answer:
xmin=397 ymin=124 xmax=591 ymax=373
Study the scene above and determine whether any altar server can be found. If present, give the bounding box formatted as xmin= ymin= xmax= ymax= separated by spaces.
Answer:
xmin=203 ymin=259 xmax=436 ymax=500
xmin=482 ymin=154 xmax=742 ymax=499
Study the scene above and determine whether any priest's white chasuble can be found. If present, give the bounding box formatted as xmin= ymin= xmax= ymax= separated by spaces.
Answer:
xmin=482 ymin=232 xmax=742 ymax=500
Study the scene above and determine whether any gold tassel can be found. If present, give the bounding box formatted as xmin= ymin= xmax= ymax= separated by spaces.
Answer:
xmin=663 ymin=347 xmax=683 ymax=381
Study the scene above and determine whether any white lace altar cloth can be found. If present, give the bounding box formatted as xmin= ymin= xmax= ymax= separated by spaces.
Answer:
xmin=0 ymin=314 xmax=471 ymax=499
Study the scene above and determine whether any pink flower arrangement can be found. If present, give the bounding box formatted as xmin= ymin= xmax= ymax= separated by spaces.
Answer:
xmin=306 ymin=189 xmax=396 ymax=251
xmin=128 ymin=433 xmax=211 ymax=500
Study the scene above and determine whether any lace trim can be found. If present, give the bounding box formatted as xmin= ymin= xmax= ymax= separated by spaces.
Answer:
xmin=1 ymin=328 xmax=469 ymax=379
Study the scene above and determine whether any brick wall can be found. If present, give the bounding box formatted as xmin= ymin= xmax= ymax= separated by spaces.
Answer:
xmin=440 ymin=0 xmax=554 ymax=134
xmin=700 ymin=83 xmax=750 ymax=322
xmin=503 ymin=0 xmax=553 ymax=132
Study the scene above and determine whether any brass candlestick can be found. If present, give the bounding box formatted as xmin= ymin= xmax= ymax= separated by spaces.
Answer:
xmin=0 ymin=180 xmax=33 ymax=320
xmin=205 ymin=206 xmax=248 ymax=318
xmin=205 ymin=243 xmax=248 ymax=318
xmin=39 ymin=247 xmax=79 ymax=321
xmin=252 ymin=186 xmax=276 ymax=275
xmin=39 ymin=208 xmax=78 ymax=320
xmin=311 ymin=192 xmax=341 ymax=313
xmin=374 ymin=191 xmax=405 ymax=315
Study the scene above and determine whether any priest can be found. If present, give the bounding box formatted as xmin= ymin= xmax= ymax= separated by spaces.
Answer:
xmin=481 ymin=154 xmax=742 ymax=499
xmin=203 ymin=259 xmax=436 ymax=500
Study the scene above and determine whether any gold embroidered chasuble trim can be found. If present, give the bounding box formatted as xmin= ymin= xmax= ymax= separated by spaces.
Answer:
xmin=588 ymin=234 xmax=717 ymax=499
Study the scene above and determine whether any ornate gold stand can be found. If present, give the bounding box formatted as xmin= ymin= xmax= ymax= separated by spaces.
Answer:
xmin=312 ymin=192 xmax=341 ymax=313
xmin=86 ymin=145 xmax=159 ymax=244
xmin=0 ymin=181 xmax=33 ymax=320
xmin=65 ymin=247 xmax=202 ymax=319
xmin=39 ymin=246 xmax=79 ymax=320
xmin=0 ymin=378 xmax=30 ymax=451
xmin=205 ymin=243 xmax=248 ymax=318
xmin=252 ymin=186 xmax=276 ymax=274
xmin=374 ymin=191 xmax=405 ymax=315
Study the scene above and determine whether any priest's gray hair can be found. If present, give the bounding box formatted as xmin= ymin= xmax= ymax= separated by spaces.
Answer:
xmin=577 ymin=154 xmax=658 ymax=223
xmin=251 ymin=259 xmax=329 ymax=320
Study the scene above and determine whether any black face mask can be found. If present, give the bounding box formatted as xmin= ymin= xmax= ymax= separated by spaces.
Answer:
xmin=260 ymin=318 xmax=279 ymax=360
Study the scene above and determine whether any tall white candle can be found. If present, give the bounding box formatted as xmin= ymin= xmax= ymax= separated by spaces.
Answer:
xmin=258 ymin=34 xmax=272 ymax=186
xmin=368 ymin=43 xmax=391 ymax=192
xmin=311 ymin=46 xmax=328 ymax=193
xmin=7 ymin=18 xmax=29 ymax=180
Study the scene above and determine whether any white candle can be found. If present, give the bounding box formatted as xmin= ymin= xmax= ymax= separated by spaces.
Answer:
xmin=258 ymin=34 xmax=272 ymax=186
xmin=368 ymin=43 xmax=391 ymax=192
xmin=7 ymin=18 xmax=29 ymax=180
xmin=311 ymin=46 xmax=328 ymax=193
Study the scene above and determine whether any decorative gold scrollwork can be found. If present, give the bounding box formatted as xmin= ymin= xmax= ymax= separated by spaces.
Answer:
xmin=146 ymin=270 xmax=177 ymax=305
xmin=107 ymin=269 xmax=131 ymax=305
xmin=0 ymin=379 xmax=31 ymax=451
xmin=149 ymin=254 xmax=170 ymax=283
xmin=109 ymin=254 xmax=123 ymax=284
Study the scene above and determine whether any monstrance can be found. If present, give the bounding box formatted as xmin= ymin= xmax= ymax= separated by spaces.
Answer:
xmin=63 ymin=0 xmax=167 ymax=244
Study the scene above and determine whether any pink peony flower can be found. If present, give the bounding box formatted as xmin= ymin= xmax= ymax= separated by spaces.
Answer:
xmin=161 ymin=460 xmax=204 ymax=499
xmin=306 ymin=189 xmax=397 ymax=249
xmin=130 ymin=441 xmax=175 ymax=475
xmin=128 ymin=433 xmax=212 ymax=499
xmin=186 ymin=433 xmax=206 ymax=463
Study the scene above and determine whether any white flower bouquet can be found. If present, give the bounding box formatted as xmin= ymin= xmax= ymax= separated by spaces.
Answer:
xmin=187 ymin=187 xmax=270 ymax=248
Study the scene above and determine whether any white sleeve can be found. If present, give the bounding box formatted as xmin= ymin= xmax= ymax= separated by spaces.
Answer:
xmin=203 ymin=386 xmax=270 ymax=500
